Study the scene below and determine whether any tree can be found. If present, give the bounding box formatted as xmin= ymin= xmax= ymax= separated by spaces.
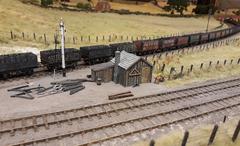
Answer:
xmin=41 ymin=0 xmax=53 ymax=7
xmin=194 ymin=0 xmax=215 ymax=14
xmin=164 ymin=0 xmax=189 ymax=15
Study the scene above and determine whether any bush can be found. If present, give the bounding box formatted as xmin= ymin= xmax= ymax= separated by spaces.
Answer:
xmin=76 ymin=2 xmax=91 ymax=10
xmin=41 ymin=0 xmax=53 ymax=7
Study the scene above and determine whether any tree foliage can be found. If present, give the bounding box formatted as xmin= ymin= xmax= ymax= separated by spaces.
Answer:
xmin=164 ymin=0 xmax=189 ymax=15
xmin=76 ymin=2 xmax=91 ymax=10
xmin=41 ymin=0 xmax=53 ymax=7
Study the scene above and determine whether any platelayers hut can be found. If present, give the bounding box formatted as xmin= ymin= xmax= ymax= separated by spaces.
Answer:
xmin=91 ymin=51 xmax=153 ymax=86
xmin=112 ymin=51 xmax=153 ymax=86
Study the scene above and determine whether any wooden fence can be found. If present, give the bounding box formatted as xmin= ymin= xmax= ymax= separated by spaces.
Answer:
xmin=142 ymin=37 xmax=240 ymax=82
xmin=148 ymin=119 xmax=240 ymax=146
xmin=154 ymin=57 xmax=240 ymax=81
xmin=0 ymin=30 xmax=209 ymax=45
xmin=6 ymin=30 xmax=182 ymax=45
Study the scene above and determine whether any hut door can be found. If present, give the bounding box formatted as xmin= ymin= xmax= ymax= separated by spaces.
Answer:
xmin=142 ymin=67 xmax=150 ymax=83
xmin=129 ymin=68 xmax=141 ymax=86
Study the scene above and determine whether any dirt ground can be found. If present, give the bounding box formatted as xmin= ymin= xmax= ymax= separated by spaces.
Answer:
xmin=0 ymin=67 xmax=170 ymax=120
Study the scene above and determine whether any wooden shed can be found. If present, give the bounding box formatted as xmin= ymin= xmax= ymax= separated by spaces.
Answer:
xmin=91 ymin=62 xmax=114 ymax=82
xmin=111 ymin=51 xmax=153 ymax=87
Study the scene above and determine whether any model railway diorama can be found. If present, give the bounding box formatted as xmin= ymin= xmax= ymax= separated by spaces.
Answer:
xmin=1 ymin=0 xmax=240 ymax=146
xmin=0 ymin=19 xmax=239 ymax=79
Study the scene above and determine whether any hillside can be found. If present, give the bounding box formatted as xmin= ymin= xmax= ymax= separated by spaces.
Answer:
xmin=0 ymin=0 xmax=225 ymax=53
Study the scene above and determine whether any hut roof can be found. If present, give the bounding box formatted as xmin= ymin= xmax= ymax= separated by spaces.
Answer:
xmin=111 ymin=51 xmax=141 ymax=70
xmin=91 ymin=62 xmax=114 ymax=71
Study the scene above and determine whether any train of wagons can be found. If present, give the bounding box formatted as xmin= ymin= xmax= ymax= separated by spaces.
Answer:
xmin=0 ymin=22 xmax=240 ymax=79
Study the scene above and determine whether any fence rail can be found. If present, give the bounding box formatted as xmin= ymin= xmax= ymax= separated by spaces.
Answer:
xmin=0 ymin=29 xmax=218 ymax=45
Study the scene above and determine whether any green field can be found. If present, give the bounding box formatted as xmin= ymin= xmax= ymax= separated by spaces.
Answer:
xmin=0 ymin=0 xmax=225 ymax=52
xmin=133 ymin=117 xmax=240 ymax=146
xmin=145 ymin=39 xmax=240 ymax=87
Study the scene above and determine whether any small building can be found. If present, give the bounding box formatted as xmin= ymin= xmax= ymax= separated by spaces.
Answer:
xmin=91 ymin=62 xmax=114 ymax=82
xmin=111 ymin=51 xmax=153 ymax=87
xmin=91 ymin=51 xmax=153 ymax=87
xmin=95 ymin=1 xmax=111 ymax=12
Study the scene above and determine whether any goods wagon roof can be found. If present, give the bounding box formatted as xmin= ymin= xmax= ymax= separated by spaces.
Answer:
xmin=215 ymin=0 xmax=240 ymax=9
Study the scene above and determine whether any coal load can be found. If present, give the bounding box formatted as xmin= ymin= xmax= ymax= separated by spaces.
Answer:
xmin=0 ymin=53 xmax=38 ymax=79
xmin=80 ymin=45 xmax=112 ymax=64
xmin=40 ymin=48 xmax=81 ymax=70
xmin=109 ymin=42 xmax=136 ymax=55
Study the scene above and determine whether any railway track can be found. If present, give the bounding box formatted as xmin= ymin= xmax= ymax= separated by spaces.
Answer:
xmin=1 ymin=77 xmax=240 ymax=145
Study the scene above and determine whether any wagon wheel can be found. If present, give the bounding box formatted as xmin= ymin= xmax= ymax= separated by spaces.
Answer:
xmin=27 ymin=69 xmax=34 ymax=76
xmin=3 ymin=73 xmax=9 ymax=79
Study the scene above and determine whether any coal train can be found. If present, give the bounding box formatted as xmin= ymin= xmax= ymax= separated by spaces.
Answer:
xmin=1 ymin=22 xmax=240 ymax=79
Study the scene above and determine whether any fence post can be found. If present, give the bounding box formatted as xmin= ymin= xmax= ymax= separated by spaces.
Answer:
xmin=149 ymin=139 xmax=155 ymax=146
xmin=44 ymin=34 xmax=47 ymax=44
xmin=73 ymin=37 xmax=76 ymax=44
xmin=230 ymin=59 xmax=233 ymax=65
xmin=81 ymin=36 xmax=83 ymax=42
xmin=208 ymin=124 xmax=219 ymax=145
xmin=10 ymin=31 xmax=13 ymax=39
xmin=158 ymin=54 xmax=161 ymax=59
xmin=232 ymin=120 xmax=240 ymax=142
xmin=223 ymin=115 xmax=227 ymax=123
xmin=180 ymin=65 xmax=184 ymax=76
xmin=190 ymin=64 xmax=193 ymax=72
xmin=224 ymin=60 xmax=227 ymax=66
xmin=96 ymin=36 xmax=98 ymax=42
xmin=216 ymin=60 xmax=220 ymax=67
xmin=209 ymin=61 xmax=212 ymax=68
xmin=88 ymin=36 xmax=91 ymax=42
xmin=161 ymin=64 xmax=165 ymax=72
xmin=200 ymin=63 xmax=204 ymax=70
xmin=22 ymin=32 xmax=25 ymax=40
xmin=238 ymin=58 xmax=240 ymax=64
xmin=168 ymin=67 xmax=175 ymax=80
xmin=181 ymin=131 xmax=189 ymax=146
xmin=102 ymin=35 xmax=105 ymax=41
xmin=33 ymin=33 xmax=36 ymax=40
xmin=109 ymin=35 xmax=111 ymax=42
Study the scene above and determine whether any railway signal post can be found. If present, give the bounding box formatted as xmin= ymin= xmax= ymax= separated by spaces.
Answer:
xmin=60 ymin=18 xmax=66 ymax=77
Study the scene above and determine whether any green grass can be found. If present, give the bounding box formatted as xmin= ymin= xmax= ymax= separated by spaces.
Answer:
xmin=146 ymin=39 xmax=240 ymax=87
xmin=132 ymin=117 xmax=240 ymax=146
xmin=0 ymin=0 xmax=225 ymax=52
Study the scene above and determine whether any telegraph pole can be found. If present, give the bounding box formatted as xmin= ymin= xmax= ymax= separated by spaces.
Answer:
xmin=206 ymin=8 xmax=212 ymax=32
xmin=60 ymin=18 xmax=66 ymax=77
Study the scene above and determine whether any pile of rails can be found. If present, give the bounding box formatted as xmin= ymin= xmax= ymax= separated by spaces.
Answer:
xmin=8 ymin=79 xmax=88 ymax=99
xmin=50 ymin=79 xmax=86 ymax=95
xmin=108 ymin=91 xmax=134 ymax=100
